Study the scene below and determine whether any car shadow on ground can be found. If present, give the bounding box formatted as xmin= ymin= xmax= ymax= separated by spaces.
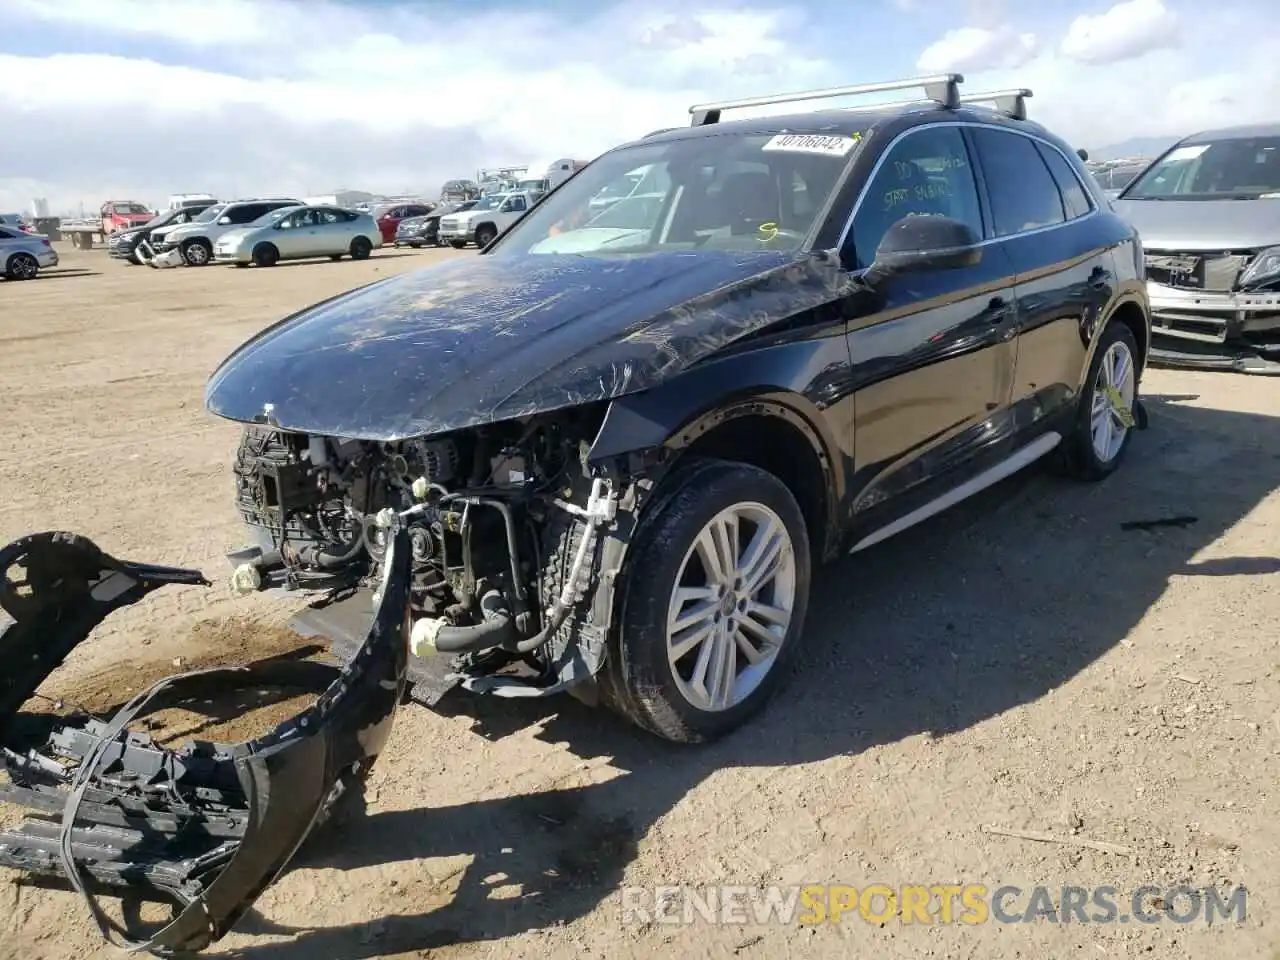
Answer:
xmin=234 ymin=251 xmax=424 ymax=270
xmin=25 ymin=269 xmax=101 ymax=281
xmin=211 ymin=395 xmax=1279 ymax=958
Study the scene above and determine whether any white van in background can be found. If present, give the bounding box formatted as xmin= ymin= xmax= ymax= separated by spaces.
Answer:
xmin=167 ymin=193 xmax=217 ymax=211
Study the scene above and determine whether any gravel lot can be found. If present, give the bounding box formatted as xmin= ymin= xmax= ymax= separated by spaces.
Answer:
xmin=1 ymin=247 xmax=1278 ymax=960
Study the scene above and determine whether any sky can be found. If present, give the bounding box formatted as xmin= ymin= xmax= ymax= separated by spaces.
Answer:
xmin=0 ymin=0 xmax=1272 ymax=214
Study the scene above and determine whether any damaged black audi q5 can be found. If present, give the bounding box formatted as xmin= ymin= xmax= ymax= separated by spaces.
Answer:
xmin=208 ymin=74 xmax=1152 ymax=745
xmin=1 ymin=72 xmax=1153 ymax=956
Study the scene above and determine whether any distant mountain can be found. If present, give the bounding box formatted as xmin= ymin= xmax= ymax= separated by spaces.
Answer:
xmin=1086 ymin=136 xmax=1180 ymax=162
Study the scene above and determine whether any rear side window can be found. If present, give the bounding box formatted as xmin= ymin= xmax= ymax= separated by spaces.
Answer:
xmin=228 ymin=205 xmax=265 ymax=224
xmin=970 ymin=127 xmax=1066 ymax=236
xmin=1034 ymin=142 xmax=1093 ymax=219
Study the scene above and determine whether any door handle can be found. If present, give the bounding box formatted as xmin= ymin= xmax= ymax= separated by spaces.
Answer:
xmin=986 ymin=296 xmax=1013 ymax=322
xmin=1090 ymin=267 xmax=1112 ymax=290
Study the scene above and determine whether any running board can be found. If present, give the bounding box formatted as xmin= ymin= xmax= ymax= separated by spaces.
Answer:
xmin=850 ymin=432 xmax=1062 ymax=554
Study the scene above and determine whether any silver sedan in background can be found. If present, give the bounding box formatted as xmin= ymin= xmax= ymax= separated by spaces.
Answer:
xmin=213 ymin=205 xmax=382 ymax=267
xmin=1 ymin=225 xmax=58 ymax=280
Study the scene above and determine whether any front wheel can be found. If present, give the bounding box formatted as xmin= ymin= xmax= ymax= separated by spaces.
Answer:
xmin=181 ymin=238 xmax=212 ymax=266
xmin=474 ymin=224 xmax=497 ymax=248
xmin=603 ymin=458 xmax=812 ymax=743
xmin=1057 ymin=320 xmax=1141 ymax=481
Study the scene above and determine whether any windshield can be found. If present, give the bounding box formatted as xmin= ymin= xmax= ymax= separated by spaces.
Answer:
xmin=194 ymin=204 xmax=226 ymax=223
xmin=112 ymin=202 xmax=150 ymax=215
xmin=469 ymin=195 xmax=503 ymax=212
xmin=1124 ymin=136 xmax=1280 ymax=200
xmin=492 ymin=132 xmax=853 ymax=257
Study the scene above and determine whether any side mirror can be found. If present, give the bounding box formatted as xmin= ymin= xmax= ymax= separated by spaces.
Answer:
xmin=865 ymin=215 xmax=982 ymax=285
xmin=1077 ymin=147 xmax=1089 ymax=162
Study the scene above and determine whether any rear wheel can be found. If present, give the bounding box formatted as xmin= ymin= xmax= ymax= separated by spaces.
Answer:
xmin=181 ymin=238 xmax=212 ymax=266
xmin=4 ymin=252 xmax=38 ymax=280
xmin=350 ymin=236 xmax=372 ymax=260
xmin=474 ymin=224 xmax=497 ymax=248
xmin=252 ymin=243 xmax=279 ymax=268
xmin=1057 ymin=320 xmax=1141 ymax=481
xmin=602 ymin=458 xmax=812 ymax=743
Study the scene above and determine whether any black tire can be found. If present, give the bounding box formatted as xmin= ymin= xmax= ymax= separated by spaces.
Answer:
xmin=181 ymin=238 xmax=212 ymax=266
xmin=4 ymin=252 xmax=39 ymax=280
xmin=602 ymin=457 xmax=812 ymax=743
xmin=252 ymin=243 xmax=279 ymax=268
xmin=449 ymin=239 xmax=466 ymax=249
xmin=350 ymin=236 xmax=372 ymax=260
xmin=474 ymin=224 xmax=497 ymax=248
xmin=408 ymin=240 xmax=422 ymax=249
xmin=1056 ymin=320 xmax=1141 ymax=481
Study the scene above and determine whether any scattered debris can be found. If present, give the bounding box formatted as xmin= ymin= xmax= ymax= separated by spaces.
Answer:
xmin=1173 ymin=674 xmax=1203 ymax=685
xmin=980 ymin=824 xmax=1135 ymax=858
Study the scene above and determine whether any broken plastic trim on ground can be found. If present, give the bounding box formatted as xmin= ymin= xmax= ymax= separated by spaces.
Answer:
xmin=0 ymin=527 xmax=412 ymax=955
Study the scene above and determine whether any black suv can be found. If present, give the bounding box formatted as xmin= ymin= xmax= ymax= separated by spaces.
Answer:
xmin=106 ymin=201 xmax=217 ymax=264
xmin=201 ymin=74 xmax=1152 ymax=744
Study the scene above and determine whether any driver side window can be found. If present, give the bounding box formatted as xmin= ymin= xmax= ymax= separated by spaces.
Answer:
xmin=848 ymin=126 xmax=983 ymax=270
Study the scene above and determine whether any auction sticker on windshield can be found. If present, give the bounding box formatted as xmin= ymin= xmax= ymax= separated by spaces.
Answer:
xmin=762 ymin=134 xmax=860 ymax=156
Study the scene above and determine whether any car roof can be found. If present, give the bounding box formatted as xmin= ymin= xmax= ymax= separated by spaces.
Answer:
xmin=1179 ymin=122 xmax=1280 ymax=144
xmin=631 ymin=102 xmax=1060 ymax=148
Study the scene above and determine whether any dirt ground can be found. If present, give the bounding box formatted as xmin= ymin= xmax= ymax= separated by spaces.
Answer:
xmin=1 ymin=247 xmax=1278 ymax=960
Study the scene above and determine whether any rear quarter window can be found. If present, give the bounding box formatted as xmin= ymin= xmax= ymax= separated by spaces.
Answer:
xmin=1034 ymin=142 xmax=1094 ymax=219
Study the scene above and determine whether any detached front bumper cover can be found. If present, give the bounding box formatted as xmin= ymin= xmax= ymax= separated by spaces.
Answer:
xmin=0 ymin=529 xmax=411 ymax=955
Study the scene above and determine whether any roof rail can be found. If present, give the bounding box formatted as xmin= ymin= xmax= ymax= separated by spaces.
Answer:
xmin=956 ymin=88 xmax=1032 ymax=121
xmin=688 ymin=74 xmax=963 ymax=126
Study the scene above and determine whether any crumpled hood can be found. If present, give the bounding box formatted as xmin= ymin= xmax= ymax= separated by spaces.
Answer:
xmin=1114 ymin=197 xmax=1280 ymax=250
xmin=205 ymin=250 xmax=850 ymax=440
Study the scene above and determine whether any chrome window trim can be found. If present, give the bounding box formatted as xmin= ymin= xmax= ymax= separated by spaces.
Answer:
xmin=833 ymin=119 xmax=1099 ymax=257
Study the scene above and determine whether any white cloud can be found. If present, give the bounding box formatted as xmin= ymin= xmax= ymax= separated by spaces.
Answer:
xmin=0 ymin=0 xmax=1273 ymax=213
xmin=916 ymin=25 xmax=1039 ymax=73
xmin=0 ymin=0 xmax=830 ymax=213
xmin=1060 ymin=0 xmax=1181 ymax=64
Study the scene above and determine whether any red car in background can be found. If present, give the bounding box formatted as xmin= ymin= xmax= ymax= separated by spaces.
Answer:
xmin=374 ymin=202 xmax=434 ymax=244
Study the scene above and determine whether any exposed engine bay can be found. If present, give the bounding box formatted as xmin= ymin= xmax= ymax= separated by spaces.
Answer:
xmin=225 ymin=408 xmax=638 ymax=701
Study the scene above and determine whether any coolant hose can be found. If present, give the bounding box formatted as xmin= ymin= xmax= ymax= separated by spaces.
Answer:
xmin=434 ymin=589 xmax=517 ymax=653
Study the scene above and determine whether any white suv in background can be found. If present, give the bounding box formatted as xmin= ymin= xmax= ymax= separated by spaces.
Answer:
xmin=150 ymin=198 xmax=302 ymax=266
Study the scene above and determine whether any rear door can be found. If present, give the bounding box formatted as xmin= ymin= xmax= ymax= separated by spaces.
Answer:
xmin=966 ymin=126 xmax=1115 ymax=428
xmin=314 ymin=208 xmax=351 ymax=254
xmin=841 ymin=123 xmax=1019 ymax=511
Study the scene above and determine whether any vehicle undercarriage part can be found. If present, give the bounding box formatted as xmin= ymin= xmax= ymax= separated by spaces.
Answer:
xmin=0 ymin=527 xmax=412 ymax=955
xmin=1149 ymin=337 xmax=1280 ymax=376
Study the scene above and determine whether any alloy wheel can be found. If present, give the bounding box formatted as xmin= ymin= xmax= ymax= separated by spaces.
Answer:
xmin=1090 ymin=339 xmax=1136 ymax=463
xmin=665 ymin=502 xmax=797 ymax=712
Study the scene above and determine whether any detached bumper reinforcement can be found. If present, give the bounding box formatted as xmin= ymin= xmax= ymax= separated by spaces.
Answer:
xmin=0 ymin=529 xmax=411 ymax=955
xmin=1149 ymin=337 xmax=1280 ymax=376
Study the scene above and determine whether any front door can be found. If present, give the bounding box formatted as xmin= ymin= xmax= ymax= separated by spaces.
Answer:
xmin=840 ymin=123 xmax=1018 ymax=512
xmin=966 ymin=126 xmax=1118 ymax=428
